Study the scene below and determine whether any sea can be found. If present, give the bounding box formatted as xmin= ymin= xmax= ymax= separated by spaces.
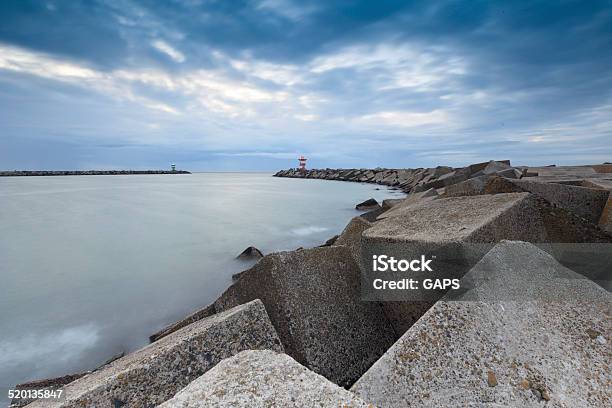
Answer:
xmin=0 ymin=172 xmax=401 ymax=406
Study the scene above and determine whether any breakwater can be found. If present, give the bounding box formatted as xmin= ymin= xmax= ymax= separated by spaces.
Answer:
xmin=273 ymin=162 xmax=513 ymax=192
xmin=273 ymin=162 xmax=612 ymax=193
xmin=12 ymin=161 xmax=612 ymax=408
xmin=0 ymin=170 xmax=191 ymax=177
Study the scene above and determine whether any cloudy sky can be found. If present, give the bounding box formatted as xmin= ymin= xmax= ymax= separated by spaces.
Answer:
xmin=0 ymin=0 xmax=610 ymax=171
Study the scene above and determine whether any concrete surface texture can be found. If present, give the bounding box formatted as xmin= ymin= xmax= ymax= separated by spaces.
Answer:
xmin=158 ymin=350 xmax=374 ymax=408
xmin=351 ymin=241 xmax=611 ymax=408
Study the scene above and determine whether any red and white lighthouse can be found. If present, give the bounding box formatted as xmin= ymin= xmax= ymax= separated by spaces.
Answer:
xmin=298 ymin=155 xmax=307 ymax=172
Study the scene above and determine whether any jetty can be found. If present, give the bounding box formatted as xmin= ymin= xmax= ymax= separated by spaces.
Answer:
xmin=12 ymin=160 xmax=612 ymax=408
xmin=0 ymin=170 xmax=190 ymax=177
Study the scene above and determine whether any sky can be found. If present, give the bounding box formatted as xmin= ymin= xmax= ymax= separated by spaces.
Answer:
xmin=0 ymin=0 xmax=611 ymax=171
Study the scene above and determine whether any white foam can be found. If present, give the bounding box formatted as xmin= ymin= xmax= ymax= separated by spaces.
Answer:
xmin=291 ymin=226 xmax=329 ymax=236
xmin=0 ymin=324 xmax=99 ymax=368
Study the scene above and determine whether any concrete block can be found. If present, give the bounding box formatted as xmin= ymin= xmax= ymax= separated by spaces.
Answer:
xmin=359 ymin=205 xmax=385 ymax=222
xmin=510 ymin=179 xmax=610 ymax=224
xmin=395 ymin=169 xmax=413 ymax=184
xmin=365 ymin=193 xmax=541 ymax=245
xmin=319 ymin=234 xmax=339 ymax=247
xmin=361 ymin=193 xmax=612 ymax=333
xmin=368 ymin=192 xmax=611 ymax=249
xmin=352 ymin=241 xmax=611 ymax=408
xmin=599 ymin=195 xmax=612 ymax=234
xmin=443 ymin=175 xmax=489 ymax=197
xmin=381 ymin=198 xmax=404 ymax=210
xmin=26 ymin=300 xmax=283 ymax=408
xmin=214 ymin=246 xmax=396 ymax=387
xmin=467 ymin=160 xmax=511 ymax=175
xmin=470 ymin=169 xmax=485 ymax=178
xmin=485 ymin=177 xmax=610 ymax=224
xmin=482 ymin=160 xmax=512 ymax=175
xmin=335 ymin=216 xmax=372 ymax=264
xmin=381 ymin=171 xmax=398 ymax=185
xmin=236 ymin=246 xmax=264 ymax=260
xmin=433 ymin=166 xmax=453 ymax=178
xmin=484 ymin=175 xmax=524 ymax=194
xmin=582 ymin=179 xmax=612 ymax=190
xmin=424 ymin=168 xmax=469 ymax=189
xmin=377 ymin=188 xmax=438 ymax=220
xmin=159 ymin=350 xmax=374 ymax=408
xmin=526 ymin=165 xmax=597 ymax=178
xmin=149 ymin=303 xmax=216 ymax=342
xmin=374 ymin=171 xmax=386 ymax=183
xmin=592 ymin=164 xmax=612 ymax=173
xmin=355 ymin=198 xmax=379 ymax=210
xmin=583 ymin=179 xmax=612 ymax=233
xmin=496 ymin=167 xmax=522 ymax=179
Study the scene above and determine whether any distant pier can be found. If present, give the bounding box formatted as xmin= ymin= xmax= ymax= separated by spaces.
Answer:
xmin=0 ymin=170 xmax=191 ymax=177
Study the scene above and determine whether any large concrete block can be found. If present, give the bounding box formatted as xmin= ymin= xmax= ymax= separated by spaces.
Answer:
xmin=359 ymin=205 xmax=386 ymax=222
xmin=381 ymin=171 xmax=398 ymax=185
xmin=466 ymin=160 xmax=511 ymax=175
xmin=366 ymin=192 xmax=612 ymax=258
xmin=510 ymin=179 xmax=610 ymax=223
xmin=424 ymin=168 xmax=469 ymax=189
xmin=361 ymin=193 xmax=612 ymax=333
xmin=335 ymin=216 xmax=372 ymax=264
xmin=483 ymin=175 xmax=524 ymax=194
xmin=582 ymin=179 xmax=612 ymax=234
xmin=526 ymin=165 xmax=597 ymax=178
xmin=443 ymin=175 xmax=489 ymax=197
xmin=582 ymin=179 xmax=612 ymax=190
xmin=395 ymin=169 xmax=413 ymax=184
xmin=376 ymin=188 xmax=438 ymax=220
xmin=432 ymin=165 xmax=453 ymax=178
xmin=592 ymin=164 xmax=612 ymax=173
xmin=352 ymin=241 xmax=611 ymax=408
xmin=600 ymin=200 xmax=612 ymax=234
xmin=496 ymin=167 xmax=522 ymax=179
xmin=364 ymin=193 xmax=544 ymax=246
xmin=26 ymin=300 xmax=282 ymax=408
xmin=159 ymin=350 xmax=374 ymax=408
xmin=381 ymin=198 xmax=404 ymax=210
xmin=482 ymin=160 xmax=512 ymax=175
xmin=484 ymin=178 xmax=610 ymax=224
xmin=149 ymin=303 xmax=216 ymax=342
xmin=355 ymin=198 xmax=379 ymax=210
xmin=214 ymin=246 xmax=396 ymax=387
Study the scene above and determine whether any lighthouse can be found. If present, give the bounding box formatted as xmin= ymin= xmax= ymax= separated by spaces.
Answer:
xmin=298 ymin=156 xmax=307 ymax=172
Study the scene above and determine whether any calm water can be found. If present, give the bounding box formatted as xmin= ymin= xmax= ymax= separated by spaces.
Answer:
xmin=0 ymin=173 xmax=400 ymax=405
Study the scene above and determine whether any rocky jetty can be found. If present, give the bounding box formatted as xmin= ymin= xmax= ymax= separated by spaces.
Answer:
xmin=19 ymin=160 xmax=612 ymax=407
xmin=22 ymin=300 xmax=282 ymax=408
xmin=0 ymin=170 xmax=190 ymax=177
xmin=273 ymin=160 xmax=518 ymax=192
xmin=273 ymin=160 xmax=612 ymax=193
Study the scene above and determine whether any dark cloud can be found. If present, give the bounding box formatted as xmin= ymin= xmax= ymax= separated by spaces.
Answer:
xmin=0 ymin=0 xmax=610 ymax=169
xmin=0 ymin=1 xmax=129 ymax=67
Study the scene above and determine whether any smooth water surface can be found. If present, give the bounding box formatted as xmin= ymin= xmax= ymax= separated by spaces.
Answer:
xmin=0 ymin=173 xmax=400 ymax=405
